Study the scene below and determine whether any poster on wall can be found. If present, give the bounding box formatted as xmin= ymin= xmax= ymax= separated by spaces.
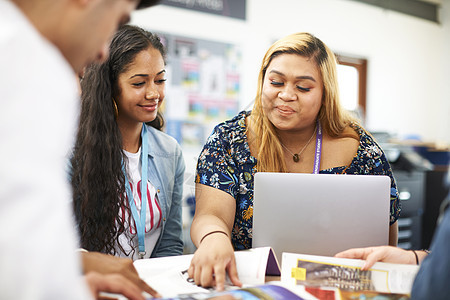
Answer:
xmin=156 ymin=32 xmax=242 ymax=150
xmin=160 ymin=0 xmax=246 ymax=20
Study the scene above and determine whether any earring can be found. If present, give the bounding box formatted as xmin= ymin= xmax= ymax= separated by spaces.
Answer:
xmin=112 ymin=98 xmax=118 ymax=119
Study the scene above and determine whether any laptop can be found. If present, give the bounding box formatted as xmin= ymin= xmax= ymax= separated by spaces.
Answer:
xmin=252 ymin=173 xmax=391 ymax=262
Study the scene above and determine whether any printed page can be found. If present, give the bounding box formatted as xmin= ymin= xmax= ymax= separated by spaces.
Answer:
xmin=281 ymin=252 xmax=419 ymax=295
xmin=370 ymin=263 xmax=419 ymax=294
xmin=141 ymin=267 xmax=210 ymax=298
xmin=234 ymin=247 xmax=279 ymax=285
xmin=134 ymin=253 xmax=194 ymax=279
xmin=133 ymin=247 xmax=280 ymax=297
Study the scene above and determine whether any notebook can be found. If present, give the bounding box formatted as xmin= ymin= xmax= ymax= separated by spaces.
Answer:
xmin=252 ymin=172 xmax=391 ymax=262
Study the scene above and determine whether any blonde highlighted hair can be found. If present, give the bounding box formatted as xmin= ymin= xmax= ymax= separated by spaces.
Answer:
xmin=249 ymin=32 xmax=358 ymax=172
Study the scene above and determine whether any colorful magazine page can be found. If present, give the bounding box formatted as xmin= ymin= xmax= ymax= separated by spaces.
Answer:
xmin=304 ymin=286 xmax=337 ymax=300
xmin=281 ymin=252 xmax=419 ymax=295
xmin=160 ymin=284 xmax=307 ymax=300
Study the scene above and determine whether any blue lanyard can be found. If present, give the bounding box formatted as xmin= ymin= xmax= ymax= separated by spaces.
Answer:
xmin=312 ymin=120 xmax=322 ymax=174
xmin=123 ymin=125 xmax=148 ymax=259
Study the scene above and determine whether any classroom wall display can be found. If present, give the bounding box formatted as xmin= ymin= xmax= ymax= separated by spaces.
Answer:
xmin=157 ymin=32 xmax=242 ymax=150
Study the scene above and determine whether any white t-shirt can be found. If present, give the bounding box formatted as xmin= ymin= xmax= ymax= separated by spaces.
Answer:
xmin=0 ymin=1 xmax=91 ymax=299
xmin=119 ymin=148 xmax=162 ymax=259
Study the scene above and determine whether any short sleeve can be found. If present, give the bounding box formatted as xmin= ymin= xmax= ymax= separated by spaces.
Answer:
xmin=195 ymin=125 xmax=240 ymax=199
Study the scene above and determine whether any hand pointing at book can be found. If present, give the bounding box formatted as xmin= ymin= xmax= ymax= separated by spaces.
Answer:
xmin=188 ymin=230 xmax=242 ymax=291
xmin=189 ymin=184 xmax=243 ymax=291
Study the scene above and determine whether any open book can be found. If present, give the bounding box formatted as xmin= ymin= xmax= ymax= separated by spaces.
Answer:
xmin=100 ymin=248 xmax=419 ymax=299
xmin=133 ymin=247 xmax=282 ymax=297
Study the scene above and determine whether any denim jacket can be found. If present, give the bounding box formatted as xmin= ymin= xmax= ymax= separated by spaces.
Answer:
xmin=69 ymin=124 xmax=185 ymax=258
xmin=145 ymin=124 xmax=185 ymax=257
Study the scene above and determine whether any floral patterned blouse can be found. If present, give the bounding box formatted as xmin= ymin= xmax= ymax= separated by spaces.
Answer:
xmin=195 ymin=111 xmax=401 ymax=250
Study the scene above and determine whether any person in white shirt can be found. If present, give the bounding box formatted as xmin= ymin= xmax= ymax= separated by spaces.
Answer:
xmin=0 ymin=0 xmax=160 ymax=299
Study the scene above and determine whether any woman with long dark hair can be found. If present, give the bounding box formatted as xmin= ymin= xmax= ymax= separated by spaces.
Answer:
xmin=71 ymin=25 xmax=184 ymax=259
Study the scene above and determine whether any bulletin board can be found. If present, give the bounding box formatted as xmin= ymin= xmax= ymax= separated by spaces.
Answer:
xmin=157 ymin=32 xmax=242 ymax=149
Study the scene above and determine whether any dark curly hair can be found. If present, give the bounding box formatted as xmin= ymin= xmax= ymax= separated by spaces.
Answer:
xmin=71 ymin=25 xmax=166 ymax=255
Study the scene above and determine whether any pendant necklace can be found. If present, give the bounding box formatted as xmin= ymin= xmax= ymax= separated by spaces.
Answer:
xmin=280 ymin=123 xmax=317 ymax=163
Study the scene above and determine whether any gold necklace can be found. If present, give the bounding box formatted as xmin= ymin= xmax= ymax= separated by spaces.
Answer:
xmin=280 ymin=125 xmax=317 ymax=163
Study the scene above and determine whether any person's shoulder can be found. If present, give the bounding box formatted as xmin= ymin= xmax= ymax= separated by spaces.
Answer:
xmin=146 ymin=127 xmax=185 ymax=170
xmin=348 ymin=122 xmax=371 ymax=139
xmin=1 ymin=7 xmax=76 ymax=104
xmin=329 ymin=123 xmax=360 ymax=145
xmin=204 ymin=111 xmax=249 ymax=147
xmin=146 ymin=126 xmax=185 ymax=165
xmin=0 ymin=2 xmax=33 ymax=46
xmin=347 ymin=122 xmax=378 ymax=145
xmin=348 ymin=123 xmax=387 ymax=159
xmin=212 ymin=110 xmax=249 ymax=134
xmin=1 ymin=2 xmax=71 ymax=70
xmin=145 ymin=125 xmax=180 ymax=149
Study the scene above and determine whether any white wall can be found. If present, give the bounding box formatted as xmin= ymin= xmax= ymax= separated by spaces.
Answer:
xmin=132 ymin=0 xmax=450 ymax=144
xmin=441 ymin=0 xmax=450 ymax=145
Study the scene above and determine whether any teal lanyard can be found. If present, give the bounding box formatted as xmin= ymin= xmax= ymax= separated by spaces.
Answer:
xmin=123 ymin=125 xmax=148 ymax=259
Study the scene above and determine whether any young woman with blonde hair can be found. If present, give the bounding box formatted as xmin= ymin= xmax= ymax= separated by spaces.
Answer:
xmin=188 ymin=32 xmax=400 ymax=290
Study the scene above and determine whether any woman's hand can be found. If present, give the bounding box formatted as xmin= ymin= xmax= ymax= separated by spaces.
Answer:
xmin=335 ymin=245 xmax=416 ymax=270
xmin=81 ymin=251 xmax=160 ymax=297
xmin=188 ymin=232 xmax=242 ymax=291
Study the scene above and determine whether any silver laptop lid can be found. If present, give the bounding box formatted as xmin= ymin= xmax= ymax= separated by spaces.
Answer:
xmin=252 ymin=173 xmax=390 ymax=262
